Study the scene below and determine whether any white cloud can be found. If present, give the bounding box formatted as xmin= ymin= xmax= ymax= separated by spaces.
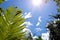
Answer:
xmin=24 ymin=12 xmax=32 ymax=19
xmin=46 ymin=23 xmax=50 ymax=27
xmin=24 ymin=12 xmax=27 ymax=15
xmin=36 ymin=22 xmax=40 ymax=26
xmin=36 ymin=16 xmax=41 ymax=26
xmin=33 ymin=36 xmax=38 ymax=40
xmin=24 ymin=21 xmax=33 ymax=28
xmin=41 ymin=31 xmax=50 ymax=40
xmin=20 ymin=21 xmax=33 ymax=28
xmin=22 ymin=28 xmax=33 ymax=38
xmin=38 ymin=16 xmax=41 ymax=22
xmin=23 ymin=28 xmax=32 ymax=33
xmin=35 ymin=28 xmax=42 ymax=32
xmin=33 ymin=36 xmax=38 ymax=38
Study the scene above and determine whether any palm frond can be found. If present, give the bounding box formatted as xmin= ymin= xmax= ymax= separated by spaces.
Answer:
xmin=0 ymin=0 xmax=4 ymax=4
xmin=0 ymin=6 xmax=25 ymax=40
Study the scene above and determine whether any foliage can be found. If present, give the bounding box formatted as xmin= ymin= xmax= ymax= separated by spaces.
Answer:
xmin=47 ymin=15 xmax=60 ymax=40
xmin=54 ymin=0 xmax=60 ymax=12
xmin=37 ymin=36 xmax=42 ymax=40
xmin=46 ymin=0 xmax=60 ymax=40
xmin=23 ymin=29 xmax=33 ymax=40
xmin=0 ymin=1 xmax=25 ymax=40
xmin=0 ymin=0 xmax=4 ymax=4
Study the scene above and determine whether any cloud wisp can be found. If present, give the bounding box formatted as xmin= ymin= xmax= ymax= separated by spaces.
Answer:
xmin=35 ymin=28 xmax=42 ymax=32
xmin=41 ymin=31 xmax=50 ymax=40
xmin=36 ymin=16 xmax=41 ymax=26
xmin=24 ymin=21 xmax=33 ymax=28
xmin=36 ymin=22 xmax=40 ymax=26
xmin=24 ymin=12 xmax=32 ymax=19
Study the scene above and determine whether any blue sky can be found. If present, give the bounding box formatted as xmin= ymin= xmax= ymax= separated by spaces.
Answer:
xmin=1 ymin=0 xmax=57 ymax=36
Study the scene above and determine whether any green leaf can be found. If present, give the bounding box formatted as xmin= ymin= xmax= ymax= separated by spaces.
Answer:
xmin=0 ymin=6 xmax=25 ymax=40
xmin=57 ymin=8 xmax=60 ymax=12
xmin=0 ymin=0 xmax=4 ymax=4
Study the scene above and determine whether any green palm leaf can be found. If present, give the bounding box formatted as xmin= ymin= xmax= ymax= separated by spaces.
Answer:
xmin=0 ymin=6 xmax=25 ymax=40
xmin=0 ymin=0 xmax=4 ymax=4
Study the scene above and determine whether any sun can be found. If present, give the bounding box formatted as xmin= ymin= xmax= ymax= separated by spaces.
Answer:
xmin=32 ymin=0 xmax=43 ymax=6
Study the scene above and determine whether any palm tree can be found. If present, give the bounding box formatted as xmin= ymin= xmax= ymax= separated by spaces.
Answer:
xmin=0 ymin=0 xmax=25 ymax=40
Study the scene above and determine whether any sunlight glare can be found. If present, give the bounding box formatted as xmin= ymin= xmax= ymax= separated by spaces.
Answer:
xmin=32 ymin=0 xmax=43 ymax=6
